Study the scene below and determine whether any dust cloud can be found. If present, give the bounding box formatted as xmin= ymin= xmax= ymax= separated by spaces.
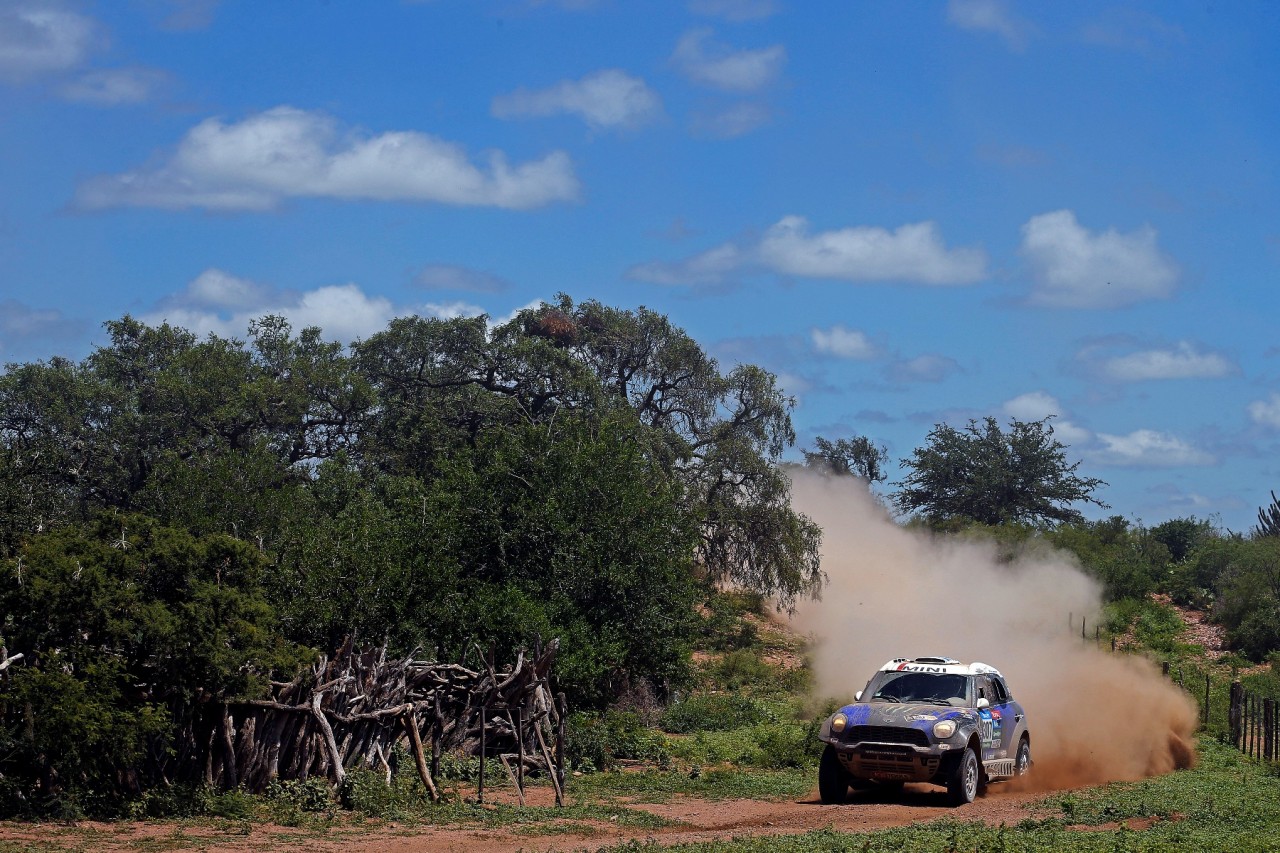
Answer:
xmin=789 ymin=470 xmax=1197 ymax=790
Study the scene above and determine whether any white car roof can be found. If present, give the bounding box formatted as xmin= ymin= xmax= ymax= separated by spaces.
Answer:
xmin=878 ymin=657 xmax=1004 ymax=677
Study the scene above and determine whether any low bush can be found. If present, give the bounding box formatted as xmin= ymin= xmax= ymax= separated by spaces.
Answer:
xmin=566 ymin=710 xmax=670 ymax=772
xmin=659 ymin=695 xmax=776 ymax=734
xmin=704 ymin=651 xmax=776 ymax=691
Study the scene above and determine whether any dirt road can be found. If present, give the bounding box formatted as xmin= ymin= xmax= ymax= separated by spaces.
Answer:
xmin=1 ymin=783 xmax=1065 ymax=852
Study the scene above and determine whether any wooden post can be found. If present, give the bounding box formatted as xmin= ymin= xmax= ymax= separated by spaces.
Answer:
xmin=478 ymin=705 xmax=486 ymax=804
xmin=403 ymin=711 xmax=440 ymax=802
xmin=1162 ymin=661 xmax=1170 ymax=679
xmin=1111 ymin=637 xmax=1117 ymax=652
xmin=1095 ymin=625 xmax=1100 ymax=646
xmin=1082 ymin=617 xmax=1086 ymax=640
xmin=1230 ymin=681 xmax=1242 ymax=748
xmin=1204 ymin=675 xmax=1210 ymax=726
xmin=555 ymin=692 xmax=568 ymax=798
xmin=515 ymin=706 xmax=525 ymax=805
xmin=1265 ymin=699 xmax=1274 ymax=762
xmin=431 ymin=692 xmax=443 ymax=782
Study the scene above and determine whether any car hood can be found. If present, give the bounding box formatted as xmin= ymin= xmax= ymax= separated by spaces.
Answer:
xmin=840 ymin=701 xmax=973 ymax=729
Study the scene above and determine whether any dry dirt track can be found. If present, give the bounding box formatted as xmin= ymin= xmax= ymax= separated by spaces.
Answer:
xmin=0 ymin=782 xmax=1070 ymax=853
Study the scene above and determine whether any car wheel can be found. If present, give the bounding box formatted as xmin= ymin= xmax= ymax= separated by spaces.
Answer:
xmin=948 ymin=747 xmax=980 ymax=806
xmin=818 ymin=745 xmax=850 ymax=804
xmin=1015 ymin=737 xmax=1031 ymax=778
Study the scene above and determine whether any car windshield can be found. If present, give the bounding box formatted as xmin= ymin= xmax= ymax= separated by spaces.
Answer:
xmin=867 ymin=672 xmax=970 ymax=706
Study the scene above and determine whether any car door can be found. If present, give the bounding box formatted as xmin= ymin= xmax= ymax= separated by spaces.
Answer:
xmin=988 ymin=676 xmax=1015 ymax=758
xmin=973 ymin=675 xmax=1001 ymax=760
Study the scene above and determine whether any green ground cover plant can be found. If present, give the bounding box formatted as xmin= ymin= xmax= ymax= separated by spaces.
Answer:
xmin=593 ymin=739 xmax=1280 ymax=852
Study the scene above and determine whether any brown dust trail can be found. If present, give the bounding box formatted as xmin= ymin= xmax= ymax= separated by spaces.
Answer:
xmin=789 ymin=470 xmax=1197 ymax=791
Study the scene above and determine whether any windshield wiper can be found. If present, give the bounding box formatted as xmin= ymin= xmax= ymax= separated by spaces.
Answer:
xmin=875 ymin=695 xmax=902 ymax=703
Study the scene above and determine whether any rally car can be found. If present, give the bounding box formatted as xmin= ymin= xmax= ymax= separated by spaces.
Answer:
xmin=817 ymin=657 xmax=1031 ymax=806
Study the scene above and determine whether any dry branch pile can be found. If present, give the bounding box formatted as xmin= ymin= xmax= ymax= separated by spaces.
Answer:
xmin=175 ymin=638 xmax=565 ymax=799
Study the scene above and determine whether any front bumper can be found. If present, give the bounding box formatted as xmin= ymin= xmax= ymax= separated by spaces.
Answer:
xmin=821 ymin=736 xmax=961 ymax=784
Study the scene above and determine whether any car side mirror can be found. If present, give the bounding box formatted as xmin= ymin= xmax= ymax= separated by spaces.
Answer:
xmin=976 ymin=697 xmax=990 ymax=709
xmin=855 ymin=690 xmax=863 ymax=701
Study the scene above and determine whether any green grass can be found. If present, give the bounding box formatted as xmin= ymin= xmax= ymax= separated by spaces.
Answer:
xmin=572 ymin=766 xmax=813 ymax=803
xmin=592 ymin=738 xmax=1280 ymax=852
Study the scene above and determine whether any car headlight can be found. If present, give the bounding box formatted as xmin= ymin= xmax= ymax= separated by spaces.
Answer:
xmin=831 ymin=713 xmax=848 ymax=733
xmin=933 ymin=720 xmax=957 ymax=739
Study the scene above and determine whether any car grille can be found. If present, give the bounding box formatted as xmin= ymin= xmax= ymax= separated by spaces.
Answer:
xmin=843 ymin=725 xmax=929 ymax=747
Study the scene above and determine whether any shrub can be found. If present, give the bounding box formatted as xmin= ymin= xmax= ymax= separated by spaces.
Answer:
xmin=754 ymin=720 xmax=821 ymax=769
xmin=339 ymin=769 xmax=402 ymax=818
xmin=566 ymin=710 xmax=669 ymax=772
xmin=706 ymin=650 xmax=776 ymax=691
xmin=659 ymin=694 xmax=776 ymax=734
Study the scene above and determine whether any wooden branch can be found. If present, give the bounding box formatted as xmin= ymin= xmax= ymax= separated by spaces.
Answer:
xmin=403 ymin=711 xmax=440 ymax=802
xmin=311 ymin=693 xmax=346 ymax=786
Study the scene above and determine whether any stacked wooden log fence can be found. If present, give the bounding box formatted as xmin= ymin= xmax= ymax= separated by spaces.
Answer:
xmin=176 ymin=638 xmax=567 ymax=803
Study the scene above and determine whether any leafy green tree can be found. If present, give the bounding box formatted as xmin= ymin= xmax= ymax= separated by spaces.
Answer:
xmin=803 ymin=435 xmax=889 ymax=482
xmin=1211 ymin=537 xmax=1280 ymax=659
xmin=892 ymin=416 xmax=1107 ymax=527
xmin=354 ymin=297 xmax=822 ymax=608
xmin=1047 ymin=516 xmax=1170 ymax=601
xmin=0 ymin=514 xmax=307 ymax=814
xmin=271 ymin=409 xmax=699 ymax=705
xmin=1149 ymin=516 xmax=1215 ymax=563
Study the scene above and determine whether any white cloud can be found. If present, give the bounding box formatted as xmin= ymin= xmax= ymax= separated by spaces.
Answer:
xmin=629 ymin=216 xmax=986 ymax=286
xmin=60 ymin=66 xmax=168 ymax=105
xmin=689 ymin=101 xmax=771 ymax=138
xmin=423 ymin=300 xmax=486 ymax=321
xmin=181 ymin=268 xmax=272 ymax=309
xmin=491 ymin=69 xmax=662 ymax=131
xmin=1081 ymin=9 xmax=1185 ymax=55
xmin=0 ymin=2 xmax=97 ymax=81
xmin=75 ymin=106 xmax=579 ymax=211
xmin=149 ymin=282 xmax=399 ymax=343
xmin=1099 ymin=341 xmax=1235 ymax=381
xmin=414 ymin=264 xmax=511 ymax=294
xmin=1248 ymin=393 xmax=1280 ymax=429
xmin=886 ymin=354 xmax=960 ymax=384
xmin=999 ymin=391 xmax=1091 ymax=445
xmin=1002 ymin=390 xmax=1064 ymax=420
xmin=672 ymin=28 xmax=785 ymax=92
xmin=811 ymin=325 xmax=878 ymax=360
xmin=626 ymin=242 xmax=743 ymax=286
xmin=146 ymin=268 xmax=494 ymax=343
xmin=1091 ymin=429 xmax=1214 ymax=467
xmin=759 ymin=216 xmax=987 ymax=285
xmin=491 ymin=298 xmax=545 ymax=327
xmin=947 ymin=0 xmax=1035 ymax=51
xmin=0 ymin=299 xmax=83 ymax=356
xmin=1019 ymin=209 xmax=1179 ymax=308
xmin=688 ymin=0 xmax=776 ymax=21
xmin=150 ymin=0 xmax=220 ymax=31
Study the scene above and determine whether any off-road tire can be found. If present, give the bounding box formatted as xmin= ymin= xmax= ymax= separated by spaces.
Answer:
xmin=948 ymin=747 xmax=980 ymax=806
xmin=1014 ymin=736 xmax=1031 ymax=778
xmin=818 ymin=745 xmax=850 ymax=804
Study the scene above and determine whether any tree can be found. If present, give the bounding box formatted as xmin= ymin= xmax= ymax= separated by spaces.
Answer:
xmin=0 ymin=514 xmax=308 ymax=814
xmin=892 ymin=416 xmax=1107 ymax=527
xmin=1254 ymin=491 xmax=1280 ymax=538
xmin=803 ymin=436 xmax=889 ymax=483
xmin=354 ymin=296 xmax=823 ymax=608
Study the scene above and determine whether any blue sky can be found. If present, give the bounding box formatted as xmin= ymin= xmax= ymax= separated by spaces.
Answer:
xmin=2 ymin=0 xmax=1278 ymax=531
